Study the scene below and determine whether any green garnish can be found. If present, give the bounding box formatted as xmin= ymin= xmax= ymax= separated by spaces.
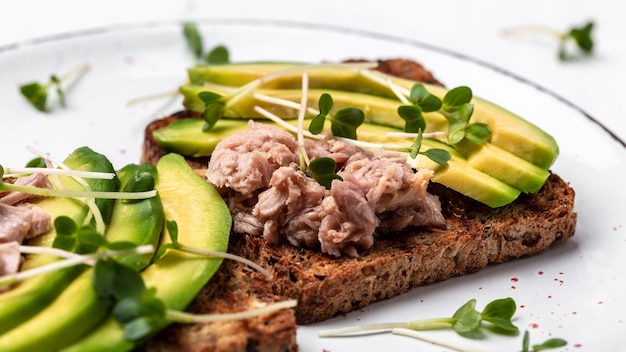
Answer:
xmin=183 ymin=22 xmax=204 ymax=64
xmin=502 ymin=20 xmax=594 ymax=61
xmin=560 ymin=21 xmax=594 ymax=61
xmin=308 ymin=157 xmax=343 ymax=189
xmin=182 ymin=21 xmax=230 ymax=65
xmin=522 ymin=330 xmax=568 ymax=352
xmin=0 ymin=164 xmax=157 ymax=201
xmin=309 ymin=93 xmax=365 ymax=140
xmin=19 ymin=63 xmax=90 ymax=112
xmin=198 ymin=91 xmax=226 ymax=131
xmin=319 ymin=297 xmax=518 ymax=350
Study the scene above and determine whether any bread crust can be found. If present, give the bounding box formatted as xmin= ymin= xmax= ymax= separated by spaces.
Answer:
xmin=140 ymin=59 xmax=576 ymax=352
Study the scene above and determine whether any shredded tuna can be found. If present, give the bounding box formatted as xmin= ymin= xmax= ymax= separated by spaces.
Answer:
xmin=207 ymin=122 xmax=445 ymax=257
xmin=206 ymin=121 xmax=299 ymax=197
xmin=0 ymin=241 xmax=21 ymax=281
xmin=0 ymin=203 xmax=32 ymax=244
xmin=0 ymin=173 xmax=52 ymax=206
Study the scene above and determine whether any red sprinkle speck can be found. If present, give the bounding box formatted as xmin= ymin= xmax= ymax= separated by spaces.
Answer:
xmin=529 ymin=323 xmax=539 ymax=329
xmin=520 ymin=305 xmax=526 ymax=309
xmin=511 ymin=277 xmax=519 ymax=282
xmin=574 ymin=343 xmax=583 ymax=348
xmin=538 ymin=271 xmax=544 ymax=275
xmin=511 ymin=286 xmax=516 ymax=289
xmin=548 ymin=295 xmax=553 ymax=299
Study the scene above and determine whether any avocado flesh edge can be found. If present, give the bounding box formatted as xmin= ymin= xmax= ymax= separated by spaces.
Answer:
xmin=179 ymin=83 xmax=550 ymax=194
xmin=187 ymin=63 xmax=559 ymax=169
xmin=153 ymin=117 xmax=520 ymax=207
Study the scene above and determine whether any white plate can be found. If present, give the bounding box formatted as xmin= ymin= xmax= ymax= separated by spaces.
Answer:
xmin=1 ymin=19 xmax=625 ymax=352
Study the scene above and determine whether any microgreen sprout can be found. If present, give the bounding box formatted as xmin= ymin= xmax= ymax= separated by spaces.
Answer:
xmin=0 ymin=164 xmax=157 ymax=201
xmin=19 ymin=63 xmax=90 ymax=112
xmin=0 ymin=230 xmax=153 ymax=289
xmin=308 ymin=157 xmax=343 ymax=189
xmin=309 ymin=93 xmax=365 ymax=140
xmin=98 ymin=220 xmax=293 ymax=342
xmin=183 ymin=21 xmax=230 ymax=65
xmin=198 ymin=62 xmax=376 ymax=131
xmin=319 ymin=297 xmax=518 ymax=351
xmin=521 ymin=330 xmax=567 ymax=352
xmin=155 ymin=221 xmax=272 ymax=278
xmin=502 ymin=21 xmax=594 ymax=61
xmin=126 ymin=22 xmax=230 ymax=107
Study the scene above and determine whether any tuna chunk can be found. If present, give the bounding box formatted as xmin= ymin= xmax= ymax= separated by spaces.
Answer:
xmin=254 ymin=164 xmax=326 ymax=248
xmin=0 ymin=203 xmax=32 ymax=243
xmin=207 ymin=123 xmax=445 ymax=257
xmin=0 ymin=241 xmax=21 ymax=279
xmin=0 ymin=173 xmax=52 ymax=206
xmin=207 ymin=121 xmax=299 ymax=197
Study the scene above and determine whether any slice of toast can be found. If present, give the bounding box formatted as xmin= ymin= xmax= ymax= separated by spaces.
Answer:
xmin=139 ymin=60 xmax=577 ymax=352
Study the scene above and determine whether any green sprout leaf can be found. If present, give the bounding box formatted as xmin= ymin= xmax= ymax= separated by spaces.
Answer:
xmin=18 ymin=63 xmax=89 ymax=113
xmin=522 ymin=330 xmax=568 ymax=352
xmin=309 ymin=93 xmax=333 ymax=135
xmin=198 ymin=91 xmax=226 ymax=131
xmin=308 ymin=93 xmax=363 ymax=139
xmin=422 ymin=148 xmax=451 ymax=166
xmin=464 ymin=123 xmax=492 ymax=145
xmin=19 ymin=82 xmax=48 ymax=112
xmin=569 ymin=21 xmax=594 ymax=53
xmin=205 ymin=45 xmax=230 ymax=64
xmin=398 ymin=105 xmax=426 ymax=133
xmin=92 ymin=258 xmax=146 ymax=300
xmin=113 ymin=287 xmax=167 ymax=342
xmin=480 ymin=297 xmax=518 ymax=334
xmin=409 ymin=83 xmax=442 ymax=112
xmin=331 ymin=107 xmax=364 ymax=140
xmin=559 ymin=21 xmax=594 ymax=61
xmin=452 ymin=299 xmax=482 ymax=334
xmin=308 ymin=157 xmax=343 ymax=189
xmin=183 ymin=22 xmax=204 ymax=63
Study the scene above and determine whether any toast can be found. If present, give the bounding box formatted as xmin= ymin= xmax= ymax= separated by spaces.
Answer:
xmin=139 ymin=59 xmax=577 ymax=352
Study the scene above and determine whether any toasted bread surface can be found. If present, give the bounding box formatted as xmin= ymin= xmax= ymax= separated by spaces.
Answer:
xmin=140 ymin=59 xmax=576 ymax=352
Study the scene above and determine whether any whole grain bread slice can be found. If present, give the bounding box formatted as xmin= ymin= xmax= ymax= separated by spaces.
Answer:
xmin=139 ymin=59 xmax=577 ymax=352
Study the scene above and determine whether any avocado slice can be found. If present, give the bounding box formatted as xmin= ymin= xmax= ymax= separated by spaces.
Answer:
xmin=180 ymin=83 xmax=550 ymax=195
xmin=153 ymin=117 xmax=521 ymax=207
xmin=185 ymin=62 xmax=559 ymax=169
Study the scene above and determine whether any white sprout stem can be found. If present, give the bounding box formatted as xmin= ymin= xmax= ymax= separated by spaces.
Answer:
xmin=177 ymin=244 xmax=272 ymax=279
xmin=252 ymin=92 xmax=319 ymax=116
xmin=252 ymin=106 xmax=323 ymax=141
xmin=500 ymin=25 xmax=565 ymax=39
xmin=0 ymin=245 xmax=155 ymax=287
xmin=20 ymin=244 xmax=94 ymax=266
xmin=318 ymin=322 xmax=406 ymax=337
xmin=24 ymin=146 xmax=108 ymax=232
xmin=59 ymin=63 xmax=91 ymax=85
xmin=166 ymin=299 xmax=298 ymax=323
xmin=19 ymin=245 xmax=83 ymax=259
xmin=4 ymin=167 xmax=115 ymax=179
xmin=2 ymin=183 xmax=157 ymax=200
xmin=358 ymin=69 xmax=411 ymax=99
xmin=297 ymin=73 xmax=311 ymax=167
xmin=391 ymin=328 xmax=486 ymax=352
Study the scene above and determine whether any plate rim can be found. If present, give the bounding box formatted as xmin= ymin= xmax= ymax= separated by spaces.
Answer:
xmin=1 ymin=17 xmax=624 ymax=150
